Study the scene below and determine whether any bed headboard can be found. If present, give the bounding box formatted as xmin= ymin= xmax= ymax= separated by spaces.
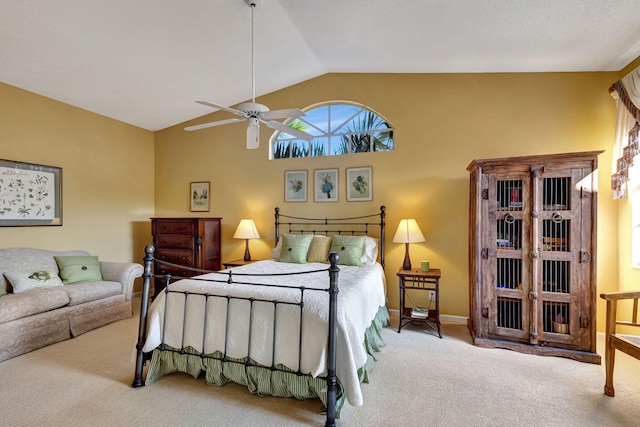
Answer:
xmin=274 ymin=206 xmax=386 ymax=267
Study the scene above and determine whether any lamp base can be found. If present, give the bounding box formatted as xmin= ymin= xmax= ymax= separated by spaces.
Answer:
xmin=243 ymin=239 xmax=251 ymax=262
xmin=402 ymin=243 xmax=412 ymax=270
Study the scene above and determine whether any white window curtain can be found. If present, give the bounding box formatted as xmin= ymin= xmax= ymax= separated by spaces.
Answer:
xmin=611 ymin=67 xmax=640 ymax=199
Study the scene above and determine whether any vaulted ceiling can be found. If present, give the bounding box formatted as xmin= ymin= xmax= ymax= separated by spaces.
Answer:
xmin=2 ymin=0 xmax=640 ymax=131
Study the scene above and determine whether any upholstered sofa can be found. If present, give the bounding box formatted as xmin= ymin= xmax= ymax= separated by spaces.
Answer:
xmin=0 ymin=248 xmax=143 ymax=362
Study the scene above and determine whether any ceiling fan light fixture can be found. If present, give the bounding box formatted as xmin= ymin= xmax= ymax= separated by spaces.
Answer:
xmin=246 ymin=118 xmax=260 ymax=149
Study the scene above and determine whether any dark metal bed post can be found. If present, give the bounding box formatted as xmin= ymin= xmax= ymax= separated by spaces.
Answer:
xmin=132 ymin=244 xmax=155 ymax=388
xmin=274 ymin=207 xmax=280 ymax=245
xmin=379 ymin=205 xmax=386 ymax=268
xmin=325 ymin=252 xmax=340 ymax=427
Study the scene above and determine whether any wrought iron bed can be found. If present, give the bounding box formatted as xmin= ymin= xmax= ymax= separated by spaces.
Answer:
xmin=132 ymin=206 xmax=387 ymax=427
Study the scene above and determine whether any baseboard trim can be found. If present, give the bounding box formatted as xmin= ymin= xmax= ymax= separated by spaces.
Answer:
xmin=441 ymin=314 xmax=468 ymax=324
xmin=387 ymin=309 xmax=468 ymax=325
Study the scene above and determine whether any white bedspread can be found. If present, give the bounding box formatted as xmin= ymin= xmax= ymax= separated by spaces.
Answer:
xmin=142 ymin=260 xmax=386 ymax=406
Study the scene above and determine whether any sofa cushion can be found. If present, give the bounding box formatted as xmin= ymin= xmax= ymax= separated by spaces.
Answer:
xmin=54 ymin=256 xmax=103 ymax=284
xmin=62 ymin=281 xmax=122 ymax=306
xmin=4 ymin=270 xmax=64 ymax=293
xmin=0 ymin=248 xmax=89 ymax=294
xmin=0 ymin=287 xmax=70 ymax=324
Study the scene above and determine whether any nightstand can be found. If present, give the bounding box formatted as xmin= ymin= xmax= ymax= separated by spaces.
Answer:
xmin=397 ymin=268 xmax=442 ymax=338
xmin=222 ymin=259 xmax=258 ymax=268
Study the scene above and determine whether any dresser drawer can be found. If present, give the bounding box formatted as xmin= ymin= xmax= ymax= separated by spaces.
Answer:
xmin=154 ymin=264 xmax=196 ymax=279
xmin=155 ymin=235 xmax=194 ymax=249
xmin=155 ymin=220 xmax=195 ymax=235
xmin=155 ymin=248 xmax=194 ymax=266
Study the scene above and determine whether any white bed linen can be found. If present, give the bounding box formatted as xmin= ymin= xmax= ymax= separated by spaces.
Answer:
xmin=142 ymin=260 xmax=386 ymax=406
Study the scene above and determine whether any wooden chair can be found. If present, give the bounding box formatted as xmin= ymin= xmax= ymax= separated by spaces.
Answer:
xmin=600 ymin=290 xmax=640 ymax=396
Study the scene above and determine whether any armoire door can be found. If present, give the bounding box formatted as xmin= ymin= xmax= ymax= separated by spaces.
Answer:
xmin=533 ymin=166 xmax=594 ymax=351
xmin=482 ymin=172 xmax=532 ymax=343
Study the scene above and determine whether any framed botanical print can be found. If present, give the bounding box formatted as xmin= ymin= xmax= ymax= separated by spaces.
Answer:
xmin=0 ymin=159 xmax=62 ymax=226
xmin=346 ymin=166 xmax=372 ymax=202
xmin=314 ymin=169 xmax=338 ymax=202
xmin=284 ymin=170 xmax=307 ymax=202
xmin=190 ymin=181 xmax=210 ymax=212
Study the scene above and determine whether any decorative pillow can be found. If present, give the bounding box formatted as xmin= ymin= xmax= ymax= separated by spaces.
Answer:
xmin=54 ymin=256 xmax=103 ymax=284
xmin=307 ymin=235 xmax=333 ymax=263
xmin=4 ymin=270 xmax=64 ymax=294
xmin=278 ymin=234 xmax=313 ymax=264
xmin=329 ymin=235 xmax=366 ymax=267
xmin=360 ymin=236 xmax=379 ymax=266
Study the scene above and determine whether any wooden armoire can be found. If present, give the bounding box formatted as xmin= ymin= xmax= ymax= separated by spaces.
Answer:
xmin=467 ymin=151 xmax=602 ymax=364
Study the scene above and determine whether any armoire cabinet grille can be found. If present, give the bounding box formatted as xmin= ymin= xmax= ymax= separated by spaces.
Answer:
xmin=468 ymin=151 xmax=602 ymax=364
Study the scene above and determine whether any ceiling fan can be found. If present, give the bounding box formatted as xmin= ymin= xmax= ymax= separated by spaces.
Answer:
xmin=185 ymin=0 xmax=313 ymax=149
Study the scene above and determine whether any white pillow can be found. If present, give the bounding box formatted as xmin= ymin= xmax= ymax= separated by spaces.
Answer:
xmin=271 ymin=239 xmax=282 ymax=259
xmin=4 ymin=269 xmax=64 ymax=293
xmin=360 ymin=236 xmax=379 ymax=266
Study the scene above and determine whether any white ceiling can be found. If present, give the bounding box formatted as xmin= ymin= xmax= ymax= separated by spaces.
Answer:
xmin=2 ymin=0 xmax=640 ymax=131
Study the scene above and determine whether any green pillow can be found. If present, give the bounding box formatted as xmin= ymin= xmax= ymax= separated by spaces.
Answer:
xmin=54 ymin=256 xmax=103 ymax=284
xmin=329 ymin=235 xmax=366 ymax=266
xmin=278 ymin=234 xmax=313 ymax=264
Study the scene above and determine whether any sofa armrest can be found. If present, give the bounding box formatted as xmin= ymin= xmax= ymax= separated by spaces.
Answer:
xmin=100 ymin=262 xmax=143 ymax=301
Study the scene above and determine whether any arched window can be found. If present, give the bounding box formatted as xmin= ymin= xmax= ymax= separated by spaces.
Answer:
xmin=270 ymin=102 xmax=394 ymax=159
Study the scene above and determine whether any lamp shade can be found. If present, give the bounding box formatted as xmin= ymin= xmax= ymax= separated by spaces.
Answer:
xmin=392 ymin=219 xmax=425 ymax=243
xmin=233 ymin=219 xmax=260 ymax=239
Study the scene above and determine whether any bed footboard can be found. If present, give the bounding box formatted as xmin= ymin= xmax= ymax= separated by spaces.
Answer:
xmin=132 ymin=245 xmax=341 ymax=427
xmin=132 ymin=245 xmax=154 ymax=388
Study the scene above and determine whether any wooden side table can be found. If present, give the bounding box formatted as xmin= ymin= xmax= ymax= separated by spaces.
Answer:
xmin=222 ymin=259 xmax=258 ymax=268
xmin=397 ymin=268 xmax=442 ymax=338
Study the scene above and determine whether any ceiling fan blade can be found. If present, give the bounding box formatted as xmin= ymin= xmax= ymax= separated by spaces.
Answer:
xmin=246 ymin=119 xmax=260 ymax=149
xmin=195 ymin=101 xmax=246 ymax=117
xmin=266 ymin=120 xmax=314 ymax=141
xmin=185 ymin=118 xmax=244 ymax=131
xmin=261 ymin=108 xmax=305 ymax=120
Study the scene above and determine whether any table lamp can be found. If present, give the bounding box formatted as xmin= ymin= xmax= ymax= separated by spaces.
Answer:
xmin=233 ymin=219 xmax=260 ymax=261
xmin=393 ymin=218 xmax=425 ymax=270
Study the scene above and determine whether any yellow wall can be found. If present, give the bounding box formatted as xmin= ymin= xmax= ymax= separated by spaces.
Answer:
xmin=0 ymin=83 xmax=155 ymax=274
xmin=155 ymin=72 xmax=619 ymax=328
xmin=2 ymin=68 xmax=629 ymax=330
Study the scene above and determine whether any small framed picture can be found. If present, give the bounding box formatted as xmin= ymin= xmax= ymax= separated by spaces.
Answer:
xmin=190 ymin=181 xmax=210 ymax=212
xmin=314 ymin=168 xmax=338 ymax=202
xmin=285 ymin=170 xmax=307 ymax=202
xmin=346 ymin=167 xmax=372 ymax=202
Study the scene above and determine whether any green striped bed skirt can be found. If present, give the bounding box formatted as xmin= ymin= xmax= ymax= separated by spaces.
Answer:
xmin=145 ymin=305 xmax=390 ymax=416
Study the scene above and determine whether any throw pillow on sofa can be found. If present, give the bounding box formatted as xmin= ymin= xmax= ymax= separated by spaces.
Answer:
xmin=4 ymin=269 xmax=64 ymax=293
xmin=54 ymin=256 xmax=103 ymax=284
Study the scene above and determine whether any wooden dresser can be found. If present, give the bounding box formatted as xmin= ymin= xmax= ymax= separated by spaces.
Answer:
xmin=151 ymin=217 xmax=222 ymax=296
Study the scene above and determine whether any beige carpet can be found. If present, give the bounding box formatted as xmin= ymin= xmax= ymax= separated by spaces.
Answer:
xmin=1 ymin=298 xmax=639 ymax=427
